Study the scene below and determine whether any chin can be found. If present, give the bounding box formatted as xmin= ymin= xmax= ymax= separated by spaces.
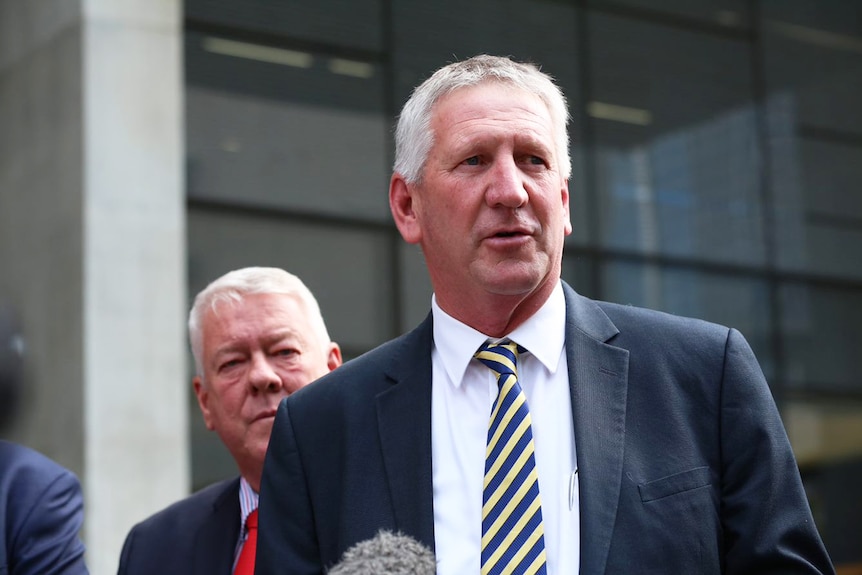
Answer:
xmin=254 ymin=419 xmax=276 ymax=436
xmin=478 ymin=259 xmax=548 ymax=291
xmin=247 ymin=441 xmax=270 ymax=465
xmin=484 ymin=273 xmax=544 ymax=297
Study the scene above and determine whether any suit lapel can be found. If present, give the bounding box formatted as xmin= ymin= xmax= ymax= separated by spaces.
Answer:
xmin=193 ymin=478 xmax=242 ymax=575
xmin=372 ymin=290 xmax=629 ymax=569
xmin=375 ymin=316 xmax=436 ymax=550
xmin=563 ymin=283 xmax=629 ymax=575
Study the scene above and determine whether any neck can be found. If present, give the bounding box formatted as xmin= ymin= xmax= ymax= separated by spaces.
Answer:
xmin=241 ymin=469 xmax=262 ymax=494
xmin=437 ymin=279 xmax=557 ymax=338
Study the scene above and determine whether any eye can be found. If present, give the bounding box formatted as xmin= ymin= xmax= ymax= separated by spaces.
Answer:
xmin=218 ymin=358 xmax=244 ymax=372
xmin=273 ymin=348 xmax=298 ymax=359
xmin=463 ymin=156 xmax=480 ymax=166
xmin=519 ymin=154 xmax=549 ymax=168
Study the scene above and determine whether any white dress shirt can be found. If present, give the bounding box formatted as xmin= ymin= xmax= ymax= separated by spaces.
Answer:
xmin=431 ymin=281 xmax=580 ymax=574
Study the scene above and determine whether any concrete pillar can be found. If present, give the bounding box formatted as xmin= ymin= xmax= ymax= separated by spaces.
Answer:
xmin=0 ymin=1 xmax=187 ymax=573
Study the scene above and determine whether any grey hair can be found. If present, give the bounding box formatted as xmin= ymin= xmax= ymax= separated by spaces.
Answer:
xmin=188 ymin=267 xmax=331 ymax=376
xmin=393 ymin=54 xmax=571 ymax=184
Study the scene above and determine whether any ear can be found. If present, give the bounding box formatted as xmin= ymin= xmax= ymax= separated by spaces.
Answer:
xmin=193 ymin=376 xmax=215 ymax=431
xmin=327 ymin=343 xmax=343 ymax=371
xmin=389 ymin=173 xmax=422 ymax=244
xmin=562 ymin=179 xmax=573 ymax=236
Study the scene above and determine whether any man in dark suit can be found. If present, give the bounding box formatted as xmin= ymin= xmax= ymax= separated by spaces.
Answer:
xmin=0 ymin=306 xmax=88 ymax=574
xmin=117 ymin=267 xmax=341 ymax=575
xmin=255 ymin=55 xmax=834 ymax=574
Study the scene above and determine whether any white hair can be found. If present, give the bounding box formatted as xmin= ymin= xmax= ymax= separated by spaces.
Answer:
xmin=188 ymin=267 xmax=331 ymax=376
xmin=393 ymin=54 xmax=571 ymax=184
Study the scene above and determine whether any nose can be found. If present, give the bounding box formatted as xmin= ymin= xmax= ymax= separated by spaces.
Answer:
xmin=485 ymin=157 xmax=528 ymax=209
xmin=247 ymin=353 xmax=283 ymax=393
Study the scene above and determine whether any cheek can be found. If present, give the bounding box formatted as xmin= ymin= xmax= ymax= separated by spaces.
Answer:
xmin=425 ymin=200 xmax=472 ymax=242
xmin=282 ymin=360 xmax=332 ymax=391
xmin=249 ymin=418 xmax=275 ymax=440
xmin=212 ymin=387 xmax=248 ymax=417
xmin=281 ymin=371 xmax=313 ymax=393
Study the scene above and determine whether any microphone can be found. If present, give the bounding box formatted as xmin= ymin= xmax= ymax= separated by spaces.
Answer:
xmin=327 ymin=530 xmax=436 ymax=575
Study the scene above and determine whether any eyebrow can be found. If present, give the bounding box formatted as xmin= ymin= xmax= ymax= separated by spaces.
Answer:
xmin=210 ymin=329 xmax=302 ymax=360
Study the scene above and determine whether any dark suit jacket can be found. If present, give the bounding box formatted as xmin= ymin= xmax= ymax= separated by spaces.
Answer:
xmin=256 ymin=283 xmax=834 ymax=574
xmin=117 ymin=477 xmax=240 ymax=575
xmin=0 ymin=441 xmax=87 ymax=575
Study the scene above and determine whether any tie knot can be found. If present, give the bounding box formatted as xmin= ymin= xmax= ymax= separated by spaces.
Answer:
xmin=474 ymin=339 xmax=525 ymax=377
xmin=245 ymin=508 xmax=258 ymax=530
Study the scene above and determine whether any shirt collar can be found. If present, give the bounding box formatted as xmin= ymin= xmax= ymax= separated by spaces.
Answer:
xmin=238 ymin=476 xmax=259 ymax=528
xmin=432 ymin=281 xmax=566 ymax=388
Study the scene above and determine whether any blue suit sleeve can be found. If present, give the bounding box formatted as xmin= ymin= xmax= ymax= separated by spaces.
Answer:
xmin=720 ymin=328 xmax=834 ymax=574
xmin=10 ymin=465 xmax=88 ymax=575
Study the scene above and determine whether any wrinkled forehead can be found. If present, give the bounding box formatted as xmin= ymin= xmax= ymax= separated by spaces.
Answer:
xmin=435 ymin=78 xmax=550 ymax=111
xmin=203 ymin=292 xmax=305 ymax=329
xmin=429 ymin=82 xmax=559 ymax=151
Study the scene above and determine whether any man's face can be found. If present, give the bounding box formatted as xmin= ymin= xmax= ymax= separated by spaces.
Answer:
xmin=391 ymin=82 xmax=571 ymax=319
xmin=193 ymin=292 xmax=341 ymax=490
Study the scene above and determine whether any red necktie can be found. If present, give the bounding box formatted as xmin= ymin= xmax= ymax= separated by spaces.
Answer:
xmin=233 ymin=509 xmax=258 ymax=575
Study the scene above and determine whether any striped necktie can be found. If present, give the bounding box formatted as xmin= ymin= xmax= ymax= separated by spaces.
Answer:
xmin=475 ymin=340 xmax=547 ymax=575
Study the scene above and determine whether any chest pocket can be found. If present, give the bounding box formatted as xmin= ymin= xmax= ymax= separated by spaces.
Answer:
xmin=638 ymin=466 xmax=712 ymax=502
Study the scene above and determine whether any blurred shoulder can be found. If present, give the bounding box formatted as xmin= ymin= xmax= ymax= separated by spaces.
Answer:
xmin=0 ymin=440 xmax=78 ymax=488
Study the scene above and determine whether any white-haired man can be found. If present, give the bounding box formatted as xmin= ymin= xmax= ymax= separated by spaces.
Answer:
xmin=118 ymin=267 xmax=341 ymax=575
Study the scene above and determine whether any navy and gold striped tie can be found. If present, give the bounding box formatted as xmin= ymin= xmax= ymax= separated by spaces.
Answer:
xmin=475 ymin=340 xmax=547 ymax=575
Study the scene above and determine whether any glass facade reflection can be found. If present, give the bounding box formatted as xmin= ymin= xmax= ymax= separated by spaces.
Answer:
xmin=185 ymin=0 xmax=862 ymax=568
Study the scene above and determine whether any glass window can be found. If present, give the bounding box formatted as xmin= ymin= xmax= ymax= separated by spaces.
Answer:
xmin=762 ymin=0 xmax=862 ymax=135
xmin=762 ymin=106 xmax=862 ymax=282
xmin=780 ymin=283 xmax=862 ymax=393
xmin=186 ymin=31 xmax=391 ymax=221
xmin=185 ymin=0 xmax=384 ymax=53
xmin=762 ymin=1 xmax=862 ymax=280
xmin=589 ymin=13 xmax=763 ymax=265
xmin=797 ymin=140 xmax=862 ymax=280
xmin=588 ymin=0 xmax=751 ymax=29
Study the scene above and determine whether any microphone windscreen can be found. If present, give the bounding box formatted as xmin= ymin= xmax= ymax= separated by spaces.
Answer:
xmin=327 ymin=530 xmax=436 ymax=575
